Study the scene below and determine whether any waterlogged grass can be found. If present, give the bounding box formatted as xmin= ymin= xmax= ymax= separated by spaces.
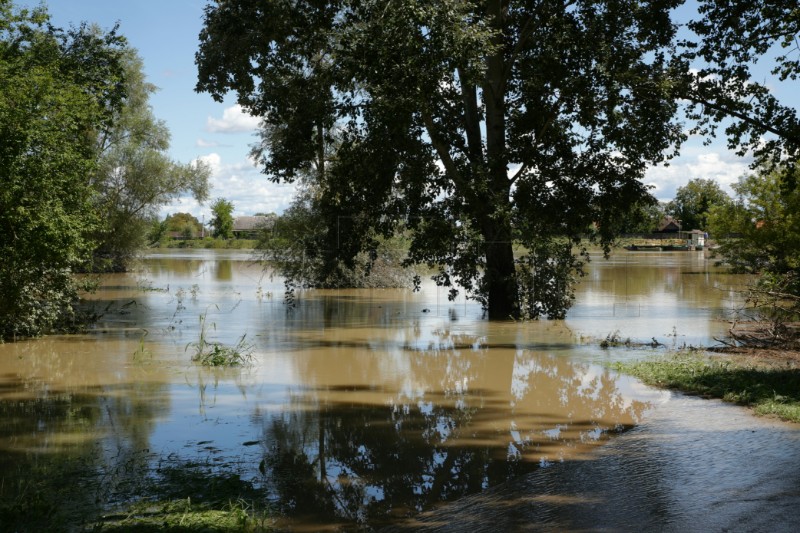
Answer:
xmin=96 ymin=462 xmax=273 ymax=531
xmin=612 ymin=352 xmax=800 ymax=423
xmin=187 ymin=313 xmax=253 ymax=367
xmin=98 ymin=497 xmax=271 ymax=532
xmin=1 ymin=453 xmax=274 ymax=532
xmin=156 ymin=237 xmax=258 ymax=250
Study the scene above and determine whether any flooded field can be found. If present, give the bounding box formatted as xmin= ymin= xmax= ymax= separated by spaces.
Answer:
xmin=1 ymin=249 xmax=798 ymax=531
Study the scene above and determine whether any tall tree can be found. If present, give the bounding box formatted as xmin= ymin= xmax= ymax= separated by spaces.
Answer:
xmin=209 ymin=198 xmax=234 ymax=239
xmin=709 ymin=169 xmax=800 ymax=277
xmin=0 ymin=1 xmax=126 ymax=338
xmin=666 ymin=178 xmax=730 ymax=231
xmin=91 ymin=48 xmax=210 ymax=271
xmin=678 ymin=0 xmax=800 ymax=174
xmin=708 ymin=167 xmax=800 ymax=343
xmin=197 ymin=0 xmax=685 ymax=319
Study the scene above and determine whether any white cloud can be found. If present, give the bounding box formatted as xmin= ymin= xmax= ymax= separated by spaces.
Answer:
xmin=160 ymin=153 xmax=297 ymax=220
xmin=196 ymin=138 xmax=222 ymax=148
xmin=645 ymin=150 xmax=751 ymax=202
xmin=206 ymin=104 xmax=260 ymax=133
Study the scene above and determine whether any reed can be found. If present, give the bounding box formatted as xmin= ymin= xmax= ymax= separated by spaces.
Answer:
xmin=187 ymin=312 xmax=253 ymax=366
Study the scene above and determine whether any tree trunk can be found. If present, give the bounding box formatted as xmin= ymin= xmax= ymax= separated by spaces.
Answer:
xmin=484 ymin=230 xmax=518 ymax=319
xmin=482 ymin=0 xmax=518 ymax=320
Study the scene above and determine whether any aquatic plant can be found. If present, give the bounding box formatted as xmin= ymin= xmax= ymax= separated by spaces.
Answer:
xmin=132 ymin=331 xmax=152 ymax=363
xmin=600 ymin=330 xmax=631 ymax=349
xmin=187 ymin=312 xmax=253 ymax=366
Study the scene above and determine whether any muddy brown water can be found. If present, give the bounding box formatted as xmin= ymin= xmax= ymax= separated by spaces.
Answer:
xmin=0 ymin=249 xmax=798 ymax=531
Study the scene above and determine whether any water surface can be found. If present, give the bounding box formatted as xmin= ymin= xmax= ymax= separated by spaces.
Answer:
xmin=0 ymin=249 xmax=793 ymax=530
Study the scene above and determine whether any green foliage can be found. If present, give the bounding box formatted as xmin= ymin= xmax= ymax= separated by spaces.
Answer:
xmin=257 ymin=187 xmax=414 ymax=292
xmin=0 ymin=3 xmax=125 ymax=339
xmin=598 ymin=194 xmax=667 ymax=235
xmin=196 ymin=0 xmax=686 ymax=319
xmin=164 ymin=212 xmax=205 ymax=239
xmin=709 ymin=169 xmax=800 ymax=275
xmin=666 ymin=178 xmax=731 ymax=231
xmin=210 ymin=198 xmax=235 ymax=239
xmin=91 ymin=49 xmax=210 ymax=271
xmin=187 ymin=313 xmax=253 ymax=366
xmin=612 ymin=353 xmax=800 ymax=423
xmin=709 ymin=168 xmax=800 ymax=338
xmin=680 ymin=1 xmax=800 ymax=171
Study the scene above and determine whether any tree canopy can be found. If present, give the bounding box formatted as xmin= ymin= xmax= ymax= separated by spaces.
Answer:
xmin=91 ymin=47 xmax=210 ymax=271
xmin=709 ymin=169 xmax=800 ymax=276
xmin=210 ymin=198 xmax=235 ymax=239
xmin=666 ymin=178 xmax=730 ymax=232
xmin=0 ymin=1 xmax=126 ymax=338
xmin=197 ymin=0 xmax=686 ymax=319
xmin=679 ymin=0 xmax=800 ymax=175
xmin=708 ymin=167 xmax=800 ymax=343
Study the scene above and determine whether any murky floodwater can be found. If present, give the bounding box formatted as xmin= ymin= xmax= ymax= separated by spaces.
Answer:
xmin=0 ymin=249 xmax=797 ymax=531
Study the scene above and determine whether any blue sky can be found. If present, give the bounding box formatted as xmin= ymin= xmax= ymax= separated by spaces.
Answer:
xmin=17 ymin=1 xmax=787 ymax=221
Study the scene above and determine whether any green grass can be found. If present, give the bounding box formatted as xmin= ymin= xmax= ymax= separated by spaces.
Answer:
xmin=612 ymin=352 xmax=800 ymax=423
xmin=187 ymin=313 xmax=253 ymax=367
xmin=96 ymin=462 xmax=273 ymax=531
xmin=157 ymin=237 xmax=258 ymax=250
xmin=97 ymin=497 xmax=271 ymax=532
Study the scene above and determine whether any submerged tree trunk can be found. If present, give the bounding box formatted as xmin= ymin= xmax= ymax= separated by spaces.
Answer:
xmin=481 ymin=0 xmax=518 ymax=320
xmin=483 ymin=228 xmax=519 ymax=319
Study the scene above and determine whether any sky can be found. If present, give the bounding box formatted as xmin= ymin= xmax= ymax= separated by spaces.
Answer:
xmin=14 ymin=1 xmax=791 ymax=221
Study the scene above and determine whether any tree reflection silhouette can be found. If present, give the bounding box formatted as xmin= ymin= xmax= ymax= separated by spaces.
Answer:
xmin=258 ymin=326 xmax=649 ymax=528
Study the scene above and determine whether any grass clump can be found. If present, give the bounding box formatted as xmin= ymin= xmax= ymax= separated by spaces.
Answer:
xmin=96 ymin=463 xmax=273 ymax=532
xmin=612 ymin=352 xmax=800 ymax=423
xmin=600 ymin=330 xmax=631 ymax=349
xmin=187 ymin=313 xmax=253 ymax=367
xmin=97 ymin=498 xmax=270 ymax=532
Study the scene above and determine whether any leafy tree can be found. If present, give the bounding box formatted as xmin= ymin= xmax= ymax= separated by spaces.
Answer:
xmin=630 ymin=200 xmax=669 ymax=234
xmin=678 ymin=1 xmax=800 ymax=174
xmin=165 ymin=212 xmax=204 ymax=239
xmin=708 ymin=168 xmax=800 ymax=343
xmin=209 ymin=198 xmax=234 ymax=239
xmin=259 ymin=185 xmax=413 ymax=293
xmin=196 ymin=0 xmax=685 ymax=319
xmin=91 ymin=48 xmax=210 ymax=271
xmin=0 ymin=2 xmax=126 ymax=339
xmin=666 ymin=178 xmax=731 ymax=231
xmin=709 ymin=169 xmax=800 ymax=276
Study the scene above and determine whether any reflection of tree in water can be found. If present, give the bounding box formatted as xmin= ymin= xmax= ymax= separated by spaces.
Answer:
xmin=578 ymin=259 xmax=744 ymax=311
xmin=259 ymin=327 xmax=649 ymax=528
xmin=144 ymin=257 xmax=208 ymax=278
xmin=0 ymin=378 xmax=169 ymax=529
xmin=214 ymin=259 xmax=233 ymax=281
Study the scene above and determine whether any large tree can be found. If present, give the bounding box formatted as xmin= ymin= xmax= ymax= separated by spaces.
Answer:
xmin=666 ymin=178 xmax=730 ymax=232
xmin=709 ymin=169 xmax=800 ymax=277
xmin=0 ymin=2 xmax=126 ymax=338
xmin=196 ymin=0 xmax=685 ymax=319
xmin=91 ymin=48 xmax=210 ymax=271
xmin=708 ymin=167 xmax=800 ymax=343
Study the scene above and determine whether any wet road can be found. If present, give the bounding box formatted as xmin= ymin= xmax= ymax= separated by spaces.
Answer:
xmin=388 ymin=393 xmax=800 ymax=532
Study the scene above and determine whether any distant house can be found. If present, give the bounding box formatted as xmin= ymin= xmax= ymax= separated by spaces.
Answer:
xmin=656 ymin=216 xmax=681 ymax=233
xmin=232 ymin=215 xmax=273 ymax=238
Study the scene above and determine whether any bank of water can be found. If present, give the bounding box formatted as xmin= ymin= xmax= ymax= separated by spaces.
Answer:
xmin=0 ymin=249 xmax=797 ymax=531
